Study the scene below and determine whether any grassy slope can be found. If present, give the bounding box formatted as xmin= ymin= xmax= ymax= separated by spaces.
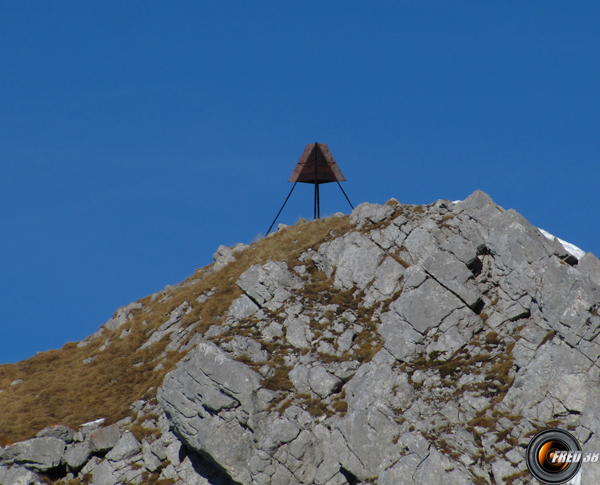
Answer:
xmin=0 ymin=215 xmax=356 ymax=445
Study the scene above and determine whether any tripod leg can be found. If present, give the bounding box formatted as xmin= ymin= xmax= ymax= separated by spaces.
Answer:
xmin=266 ymin=183 xmax=297 ymax=236
xmin=337 ymin=181 xmax=354 ymax=210
xmin=316 ymin=184 xmax=320 ymax=219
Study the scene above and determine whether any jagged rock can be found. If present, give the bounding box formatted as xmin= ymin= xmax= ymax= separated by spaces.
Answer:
xmin=140 ymin=301 xmax=191 ymax=350
xmin=228 ymin=294 xmax=259 ymax=319
xmin=5 ymin=190 xmax=600 ymax=485
xmin=103 ymin=302 xmax=143 ymax=331
xmin=579 ymin=252 xmax=600 ymax=287
xmin=316 ymin=232 xmax=386 ymax=290
xmin=221 ymin=336 xmax=268 ymax=363
xmin=106 ymin=431 xmax=142 ymax=462
xmin=308 ymin=365 xmax=342 ymax=399
xmin=237 ymin=260 xmax=303 ymax=309
xmin=153 ymin=191 xmax=600 ymax=484
xmin=158 ymin=341 xmax=262 ymax=484
xmin=212 ymin=245 xmax=237 ymax=272
xmin=89 ymin=425 xmax=121 ymax=453
xmin=349 ymin=202 xmax=394 ymax=225
xmin=63 ymin=441 xmax=91 ymax=471
xmin=390 ymin=272 xmax=465 ymax=335
xmin=286 ymin=316 xmax=313 ymax=349
xmin=0 ymin=464 xmax=42 ymax=484
xmin=0 ymin=437 xmax=65 ymax=471
xmin=92 ymin=460 xmax=121 ymax=485
xmin=422 ymin=248 xmax=480 ymax=308
xmin=79 ymin=418 xmax=106 ymax=439
xmin=36 ymin=425 xmax=75 ymax=443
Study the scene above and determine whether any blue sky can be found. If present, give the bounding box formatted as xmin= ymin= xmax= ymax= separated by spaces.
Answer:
xmin=1 ymin=2 xmax=599 ymax=364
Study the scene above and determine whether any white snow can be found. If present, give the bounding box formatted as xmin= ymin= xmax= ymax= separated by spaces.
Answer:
xmin=539 ymin=228 xmax=586 ymax=260
xmin=81 ymin=417 xmax=106 ymax=427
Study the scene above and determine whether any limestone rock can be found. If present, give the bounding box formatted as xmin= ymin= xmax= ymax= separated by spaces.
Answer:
xmin=237 ymin=260 xmax=303 ymax=308
xmin=36 ymin=425 xmax=75 ymax=443
xmin=63 ymin=441 xmax=91 ymax=471
xmin=106 ymin=431 xmax=142 ymax=462
xmin=0 ymin=465 xmax=42 ymax=484
xmin=89 ymin=425 xmax=121 ymax=453
xmin=103 ymin=302 xmax=143 ymax=331
xmin=0 ymin=437 xmax=65 ymax=471
xmin=6 ymin=189 xmax=600 ymax=485
xmin=158 ymin=341 xmax=262 ymax=484
xmin=228 ymin=294 xmax=259 ymax=319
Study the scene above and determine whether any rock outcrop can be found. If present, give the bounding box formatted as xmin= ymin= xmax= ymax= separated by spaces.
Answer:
xmin=1 ymin=190 xmax=599 ymax=485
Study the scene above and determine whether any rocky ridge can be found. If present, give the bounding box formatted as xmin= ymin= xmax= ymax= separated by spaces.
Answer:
xmin=1 ymin=190 xmax=600 ymax=485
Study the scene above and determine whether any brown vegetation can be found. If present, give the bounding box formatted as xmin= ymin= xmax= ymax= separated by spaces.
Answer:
xmin=0 ymin=214 xmax=355 ymax=444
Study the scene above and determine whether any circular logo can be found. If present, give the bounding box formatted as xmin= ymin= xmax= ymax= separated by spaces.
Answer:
xmin=526 ymin=429 xmax=582 ymax=484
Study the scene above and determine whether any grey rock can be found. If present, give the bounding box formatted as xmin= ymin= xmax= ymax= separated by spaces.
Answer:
xmin=166 ymin=440 xmax=183 ymax=466
xmin=158 ymin=341 xmax=262 ymax=484
xmin=336 ymin=328 xmax=356 ymax=353
xmin=350 ymin=202 xmax=394 ymax=225
xmin=0 ymin=465 xmax=42 ymax=484
xmin=140 ymin=301 xmax=190 ymax=350
xmin=378 ymin=310 xmax=422 ymax=361
xmin=289 ymin=364 xmax=311 ymax=394
xmin=143 ymin=448 xmax=162 ymax=472
xmin=285 ymin=316 xmax=313 ymax=349
xmin=63 ymin=441 xmax=91 ymax=471
xmin=579 ymin=252 xmax=600 ymax=287
xmin=269 ymin=417 xmax=301 ymax=444
xmin=103 ymin=302 xmax=142 ymax=331
xmin=331 ymin=232 xmax=386 ymax=290
xmin=422 ymin=249 xmax=480 ymax=308
xmin=260 ymin=321 xmax=283 ymax=343
xmin=36 ymin=425 xmax=75 ymax=443
xmin=237 ymin=261 xmax=303 ymax=307
xmin=149 ymin=439 xmax=167 ymax=461
xmin=363 ymin=255 xmax=405 ymax=307
xmin=372 ymin=256 xmax=405 ymax=296
xmin=228 ymin=294 xmax=259 ymax=319
xmin=391 ymin=277 xmax=464 ymax=334
xmin=92 ymin=460 xmax=121 ymax=485
xmin=89 ymin=425 xmax=121 ymax=453
xmin=79 ymin=418 xmax=106 ymax=439
xmin=0 ymin=437 xmax=65 ymax=472
xmin=223 ymin=336 xmax=268 ymax=363
xmin=61 ymin=189 xmax=600 ymax=485
xmin=212 ymin=245 xmax=236 ymax=272
xmin=440 ymin=234 xmax=478 ymax=267
xmin=308 ymin=366 xmax=342 ymax=399
xmin=402 ymin=220 xmax=443 ymax=263
xmin=106 ymin=431 xmax=141 ymax=462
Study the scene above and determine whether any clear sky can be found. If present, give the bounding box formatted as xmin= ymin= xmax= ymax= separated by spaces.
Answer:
xmin=1 ymin=2 xmax=599 ymax=364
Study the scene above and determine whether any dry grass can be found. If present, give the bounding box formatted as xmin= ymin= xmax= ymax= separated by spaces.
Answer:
xmin=537 ymin=330 xmax=555 ymax=349
xmin=0 ymin=214 xmax=356 ymax=444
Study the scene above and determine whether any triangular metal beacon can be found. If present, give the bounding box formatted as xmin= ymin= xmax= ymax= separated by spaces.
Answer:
xmin=266 ymin=143 xmax=354 ymax=235
xmin=288 ymin=142 xmax=346 ymax=185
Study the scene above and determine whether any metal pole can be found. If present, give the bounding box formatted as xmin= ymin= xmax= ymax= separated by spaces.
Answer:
xmin=316 ymin=183 xmax=320 ymax=219
xmin=336 ymin=181 xmax=354 ymax=210
xmin=314 ymin=142 xmax=319 ymax=220
xmin=266 ymin=182 xmax=297 ymax=236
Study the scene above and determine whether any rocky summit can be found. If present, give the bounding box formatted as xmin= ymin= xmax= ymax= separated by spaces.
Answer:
xmin=1 ymin=190 xmax=600 ymax=485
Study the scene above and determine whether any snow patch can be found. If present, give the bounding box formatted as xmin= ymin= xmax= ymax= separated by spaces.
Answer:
xmin=539 ymin=228 xmax=586 ymax=260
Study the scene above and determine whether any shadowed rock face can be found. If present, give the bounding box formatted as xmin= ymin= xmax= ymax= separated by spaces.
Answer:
xmin=156 ymin=190 xmax=600 ymax=485
xmin=2 ymin=190 xmax=599 ymax=485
